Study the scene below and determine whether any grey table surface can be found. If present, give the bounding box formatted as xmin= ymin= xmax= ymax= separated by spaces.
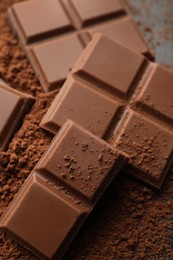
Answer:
xmin=127 ymin=0 xmax=173 ymax=68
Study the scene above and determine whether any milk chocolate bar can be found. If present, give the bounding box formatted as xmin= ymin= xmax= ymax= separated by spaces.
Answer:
xmin=0 ymin=80 xmax=34 ymax=150
xmin=41 ymin=34 xmax=173 ymax=188
xmin=8 ymin=0 xmax=152 ymax=92
xmin=0 ymin=120 xmax=127 ymax=259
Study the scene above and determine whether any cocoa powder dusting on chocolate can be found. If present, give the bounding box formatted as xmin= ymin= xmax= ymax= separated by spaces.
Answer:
xmin=0 ymin=0 xmax=173 ymax=259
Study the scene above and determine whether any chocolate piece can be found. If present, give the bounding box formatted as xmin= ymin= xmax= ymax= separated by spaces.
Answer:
xmin=41 ymin=77 xmax=122 ymax=137
xmin=41 ymin=34 xmax=173 ymax=188
xmin=36 ymin=120 xmax=122 ymax=202
xmin=9 ymin=0 xmax=73 ymax=44
xmin=134 ymin=64 xmax=173 ymax=123
xmin=0 ymin=120 xmax=127 ymax=259
xmin=115 ymin=110 xmax=173 ymax=187
xmin=0 ymin=80 xmax=34 ymax=151
xmin=8 ymin=0 xmax=152 ymax=92
xmin=72 ymin=33 xmax=147 ymax=96
xmin=1 ymin=173 xmax=87 ymax=260
xmin=29 ymin=35 xmax=84 ymax=92
xmin=69 ymin=0 xmax=124 ymax=26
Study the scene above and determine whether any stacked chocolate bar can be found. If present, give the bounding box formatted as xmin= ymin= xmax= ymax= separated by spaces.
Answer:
xmin=0 ymin=0 xmax=173 ymax=259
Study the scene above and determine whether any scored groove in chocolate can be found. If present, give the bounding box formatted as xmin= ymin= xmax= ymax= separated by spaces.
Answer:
xmin=41 ymin=34 xmax=173 ymax=188
xmin=0 ymin=80 xmax=34 ymax=151
xmin=0 ymin=120 xmax=127 ymax=259
xmin=8 ymin=0 xmax=152 ymax=92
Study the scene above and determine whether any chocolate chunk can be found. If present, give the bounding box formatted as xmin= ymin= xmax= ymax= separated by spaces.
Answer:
xmin=72 ymin=33 xmax=147 ymax=97
xmin=41 ymin=76 xmax=122 ymax=137
xmin=8 ymin=0 xmax=152 ymax=91
xmin=0 ymin=80 xmax=34 ymax=151
xmin=0 ymin=120 xmax=127 ymax=259
xmin=9 ymin=0 xmax=73 ymax=44
xmin=29 ymin=35 xmax=84 ymax=92
xmin=0 ymin=173 xmax=87 ymax=260
xmin=37 ymin=120 xmax=122 ymax=202
xmin=134 ymin=64 xmax=173 ymax=123
xmin=69 ymin=0 xmax=124 ymax=26
xmin=115 ymin=110 xmax=173 ymax=188
xmin=41 ymin=34 xmax=173 ymax=188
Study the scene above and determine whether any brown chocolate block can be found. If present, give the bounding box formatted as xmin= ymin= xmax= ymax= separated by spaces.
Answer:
xmin=0 ymin=120 xmax=127 ymax=259
xmin=0 ymin=80 xmax=34 ymax=151
xmin=29 ymin=35 xmax=84 ymax=92
xmin=134 ymin=64 xmax=173 ymax=123
xmin=9 ymin=0 xmax=73 ymax=44
xmin=114 ymin=110 xmax=173 ymax=188
xmin=37 ymin=120 xmax=122 ymax=202
xmin=41 ymin=34 xmax=173 ymax=188
xmin=41 ymin=77 xmax=122 ymax=137
xmin=8 ymin=0 xmax=152 ymax=92
xmin=1 ymin=173 xmax=87 ymax=260
xmin=72 ymin=33 xmax=147 ymax=97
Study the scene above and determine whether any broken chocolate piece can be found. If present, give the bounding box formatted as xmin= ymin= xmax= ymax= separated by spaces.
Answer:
xmin=0 ymin=80 xmax=34 ymax=151
xmin=41 ymin=76 xmax=122 ymax=137
xmin=8 ymin=0 xmax=152 ymax=91
xmin=41 ymin=34 xmax=173 ymax=188
xmin=0 ymin=120 xmax=127 ymax=259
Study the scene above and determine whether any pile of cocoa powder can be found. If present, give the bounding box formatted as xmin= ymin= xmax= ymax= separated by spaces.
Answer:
xmin=0 ymin=0 xmax=173 ymax=259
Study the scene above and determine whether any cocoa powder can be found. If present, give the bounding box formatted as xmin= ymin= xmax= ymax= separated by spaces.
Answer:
xmin=0 ymin=0 xmax=173 ymax=259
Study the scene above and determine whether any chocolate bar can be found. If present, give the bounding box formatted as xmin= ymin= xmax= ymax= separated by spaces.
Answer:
xmin=0 ymin=80 xmax=34 ymax=151
xmin=0 ymin=120 xmax=127 ymax=259
xmin=8 ymin=0 xmax=152 ymax=92
xmin=41 ymin=34 xmax=173 ymax=188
